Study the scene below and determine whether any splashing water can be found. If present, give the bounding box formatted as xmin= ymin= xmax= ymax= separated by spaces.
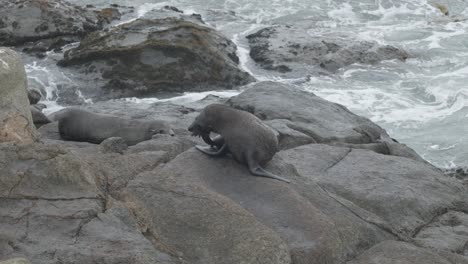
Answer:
xmin=26 ymin=0 xmax=468 ymax=168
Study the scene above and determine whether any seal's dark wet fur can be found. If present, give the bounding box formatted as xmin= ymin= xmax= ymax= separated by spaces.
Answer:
xmin=58 ymin=108 xmax=173 ymax=145
xmin=188 ymin=104 xmax=290 ymax=183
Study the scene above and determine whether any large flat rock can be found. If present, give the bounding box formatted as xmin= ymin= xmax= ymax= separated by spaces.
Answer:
xmin=57 ymin=17 xmax=254 ymax=100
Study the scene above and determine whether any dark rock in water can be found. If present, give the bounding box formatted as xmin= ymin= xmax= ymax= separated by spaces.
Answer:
xmin=444 ymin=167 xmax=468 ymax=180
xmin=247 ymin=26 xmax=409 ymax=76
xmin=58 ymin=18 xmax=255 ymax=100
xmin=27 ymin=88 xmax=42 ymax=104
xmin=0 ymin=0 xmax=121 ymax=57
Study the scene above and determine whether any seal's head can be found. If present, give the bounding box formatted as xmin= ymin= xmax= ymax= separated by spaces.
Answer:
xmin=188 ymin=105 xmax=219 ymax=137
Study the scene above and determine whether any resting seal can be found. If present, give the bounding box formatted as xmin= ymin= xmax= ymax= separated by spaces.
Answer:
xmin=58 ymin=108 xmax=174 ymax=145
xmin=30 ymin=105 xmax=51 ymax=128
xmin=188 ymin=104 xmax=290 ymax=183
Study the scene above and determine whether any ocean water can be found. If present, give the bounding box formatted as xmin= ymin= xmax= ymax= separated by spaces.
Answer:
xmin=24 ymin=0 xmax=468 ymax=168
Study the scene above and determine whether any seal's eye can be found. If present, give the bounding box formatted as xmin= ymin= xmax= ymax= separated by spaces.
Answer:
xmin=159 ymin=130 xmax=164 ymax=133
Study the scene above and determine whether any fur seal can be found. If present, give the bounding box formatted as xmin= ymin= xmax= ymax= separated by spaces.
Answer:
xmin=57 ymin=108 xmax=174 ymax=145
xmin=30 ymin=105 xmax=51 ymax=128
xmin=188 ymin=104 xmax=290 ymax=183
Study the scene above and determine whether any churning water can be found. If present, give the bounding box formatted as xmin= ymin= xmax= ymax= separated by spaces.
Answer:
xmin=23 ymin=0 xmax=468 ymax=168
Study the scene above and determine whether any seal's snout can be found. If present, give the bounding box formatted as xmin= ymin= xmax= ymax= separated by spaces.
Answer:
xmin=169 ymin=129 xmax=175 ymax=137
xmin=188 ymin=123 xmax=201 ymax=136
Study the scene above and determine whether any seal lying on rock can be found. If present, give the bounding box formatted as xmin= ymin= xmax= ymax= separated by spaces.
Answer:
xmin=57 ymin=108 xmax=174 ymax=145
xmin=30 ymin=105 xmax=51 ymax=128
xmin=188 ymin=104 xmax=290 ymax=183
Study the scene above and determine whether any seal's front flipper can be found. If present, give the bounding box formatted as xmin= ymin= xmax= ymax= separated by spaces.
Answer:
xmin=195 ymin=143 xmax=228 ymax=156
xmin=248 ymin=165 xmax=291 ymax=183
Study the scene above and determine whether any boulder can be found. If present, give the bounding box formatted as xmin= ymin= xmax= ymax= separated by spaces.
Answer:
xmin=2 ymin=82 xmax=468 ymax=263
xmin=228 ymin=81 xmax=386 ymax=147
xmin=278 ymin=144 xmax=468 ymax=239
xmin=0 ymin=142 xmax=181 ymax=264
xmin=100 ymin=137 xmax=128 ymax=154
xmin=58 ymin=18 xmax=254 ymax=100
xmin=414 ymin=210 xmax=468 ymax=254
xmin=0 ymin=48 xmax=37 ymax=144
xmin=124 ymin=148 xmax=393 ymax=264
xmin=247 ymin=26 xmax=408 ymax=76
xmin=0 ymin=0 xmax=121 ymax=56
xmin=125 ymin=149 xmax=294 ymax=264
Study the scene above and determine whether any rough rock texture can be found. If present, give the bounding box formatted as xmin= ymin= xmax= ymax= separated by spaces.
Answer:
xmin=227 ymin=81 xmax=424 ymax=163
xmin=100 ymin=137 xmax=128 ymax=154
xmin=278 ymin=144 xmax=467 ymax=239
xmin=0 ymin=0 xmax=120 ymax=56
xmin=0 ymin=142 xmax=182 ymax=264
xmin=247 ymin=26 xmax=409 ymax=76
xmin=3 ymin=82 xmax=468 ymax=263
xmin=0 ymin=259 xmax=31 ymax=264
xmin=414 ymin=210 xmax=468 ymax=254
xmin=347 ymin=241 xmax=468 ymax=264
xmin=57 ymin=18 xmax=254 ymax=100
xmin=0 ymin=48 xmax=37 ymax=144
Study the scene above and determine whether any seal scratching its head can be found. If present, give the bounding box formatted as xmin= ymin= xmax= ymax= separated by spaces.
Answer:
xmin=188 ymin=104 xmax=290 ymax=183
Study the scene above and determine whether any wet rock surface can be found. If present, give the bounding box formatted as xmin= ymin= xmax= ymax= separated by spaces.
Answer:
xmin=57 ymin=17 xmax=254 ymax=100
xmin=0 ymin=0 xmax=121 ymax=57
xmin=2 ymin=78 xmax=468 ymax=263
xmin=247 ymin=25 xmax=409 ymax=77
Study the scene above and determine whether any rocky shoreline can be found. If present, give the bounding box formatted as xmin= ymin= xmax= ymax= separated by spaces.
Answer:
xmin=1 ymin=1 xmax=468 ymax=264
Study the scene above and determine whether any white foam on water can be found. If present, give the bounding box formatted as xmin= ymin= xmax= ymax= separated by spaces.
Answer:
xmin=122 ymin=90 xmax=240 ymax=105
xmin=327 ymin=3 xmax=359 ymax=25
xmin=22 ymin=0 xmax=468 ymax=168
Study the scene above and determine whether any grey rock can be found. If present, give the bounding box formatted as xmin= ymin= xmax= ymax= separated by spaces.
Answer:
xmin=228 ymin=81 xmax=427 ymax=162
xmin=125 ymin=149 xmax=294 ymax=264
xmin=414 ymin=210 xmax=468 ymax=254
xmin=58 ymin=18 xmax=255 ymax=100
xmin=247 ymin=26 xmax=408 ymax=76
xmin=347 ymin=241 xmax=468 ymax=264
xmin=228 ymin=82 xmax=389 ymax=145
xmin=125 ymin=148 xmax=393 ymax=264
xmin=0 ymin=0 xmax=120 ymax=56
xmin=0 ymin=142 xmax=181 ymax=264
xmin=0 ymin=48 xmax=38 ymax=143
xmin=100 ymin=137 xmax=128 ymax=154
xmin=278 ymin=144 xmax=468 ymax=239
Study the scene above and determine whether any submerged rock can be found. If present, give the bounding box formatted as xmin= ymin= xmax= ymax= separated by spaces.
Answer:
xmin=247 ymin=26 xmax=409 ymax=76
xmin=58 ymin=18 xmax=254 ymax=100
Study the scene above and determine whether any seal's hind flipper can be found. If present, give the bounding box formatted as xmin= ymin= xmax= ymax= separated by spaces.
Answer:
xmin=249 ymin=166 xmax=291 ymax=183
xmin=195 ymin=143 xmax=228 ymax=156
